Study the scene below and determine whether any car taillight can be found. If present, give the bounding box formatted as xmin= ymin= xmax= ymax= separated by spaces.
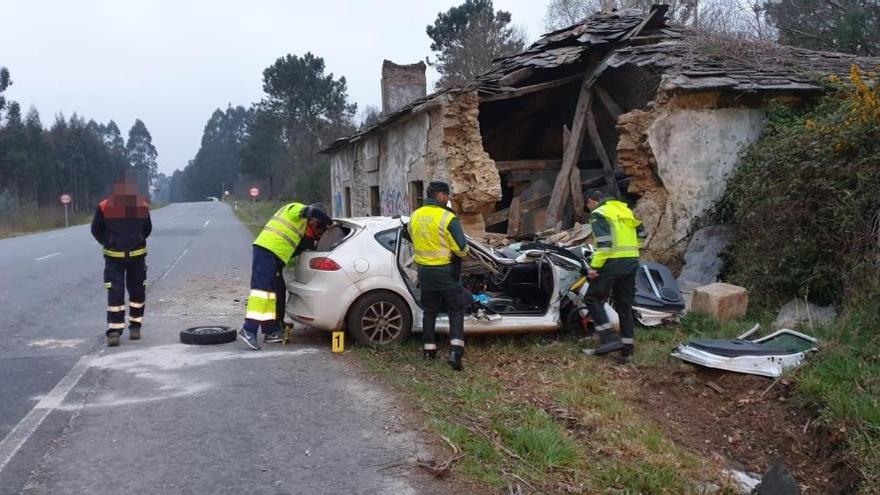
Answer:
xmin=309 ymin=257 xmax=341 ymax=271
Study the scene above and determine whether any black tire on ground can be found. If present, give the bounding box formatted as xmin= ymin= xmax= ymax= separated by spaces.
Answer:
xmin=346 ymin=291 xmax=412 ymax=347
xmin=179 ymin=326 xmax=237 ymax=345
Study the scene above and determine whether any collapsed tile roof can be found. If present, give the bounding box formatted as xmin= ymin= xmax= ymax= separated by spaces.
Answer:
xmin=323 ymin=5 xmax=880 ymax=153
xmin=477 ymin=4 xmax=880 ymax=95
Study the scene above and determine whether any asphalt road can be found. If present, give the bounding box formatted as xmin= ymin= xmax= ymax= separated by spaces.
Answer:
xmin=0 ymin=202 xmax=441 ymax=495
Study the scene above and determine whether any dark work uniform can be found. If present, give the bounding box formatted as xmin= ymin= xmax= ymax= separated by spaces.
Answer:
xmin=583 ymin=199 xmax=647 ymax=351
xmin=410 ymin=199 xmax=470 ymax=354
xmin=91 ymin=195 xmax=151 ymax=336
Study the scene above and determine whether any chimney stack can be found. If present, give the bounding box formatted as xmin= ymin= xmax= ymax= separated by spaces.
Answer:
xmin=381 ymin=60 xmax=427 ymax=115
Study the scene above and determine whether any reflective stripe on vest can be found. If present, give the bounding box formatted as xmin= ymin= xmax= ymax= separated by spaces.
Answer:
xmin=409 ymin=205 xmax=468 ymax=266
xmin=591 ymin=200 xmax=641 ymax=268
xmin=103 ymin=247 xmax=147 ymax=258
xmin=253 ymin=203 xmax=308 ymax=264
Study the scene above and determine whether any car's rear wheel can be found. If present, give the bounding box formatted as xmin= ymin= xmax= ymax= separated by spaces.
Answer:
xmin=561 ymin=303 xmax=594 ymax=336
xmin=346 ymin=292 xmax=412 ymax=347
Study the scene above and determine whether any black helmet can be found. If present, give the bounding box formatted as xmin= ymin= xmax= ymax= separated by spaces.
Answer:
xmin=305 ymin=203 xmax=331 ymax=227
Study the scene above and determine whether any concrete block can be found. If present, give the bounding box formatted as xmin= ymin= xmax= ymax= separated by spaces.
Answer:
xmin=691 ymin=283 xmax=748 ymax=322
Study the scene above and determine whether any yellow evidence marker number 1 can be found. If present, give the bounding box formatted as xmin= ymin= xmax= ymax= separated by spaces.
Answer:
xmin=331 ymin=331 xmax=345 ymax=353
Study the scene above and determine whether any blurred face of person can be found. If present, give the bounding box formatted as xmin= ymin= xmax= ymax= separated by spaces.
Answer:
xmin=112 ymin=181 xmax=138 ymax=205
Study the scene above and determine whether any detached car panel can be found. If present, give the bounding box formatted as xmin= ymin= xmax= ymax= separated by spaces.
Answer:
xmin=672 ymin=328 xmax=819 ymax=378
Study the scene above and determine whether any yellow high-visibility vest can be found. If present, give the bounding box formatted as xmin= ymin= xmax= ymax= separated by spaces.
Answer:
xmin=254 ymin=202 xmax=308 ymax=264
xmin=591 ymin=200 xmax=641 ymax=268
xmin=408 ymin=205 xmax=468 ymax=266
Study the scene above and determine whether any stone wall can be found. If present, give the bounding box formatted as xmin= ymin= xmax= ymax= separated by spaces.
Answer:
xmin=617 ymin=92 xmax=766 ymax=267
xmin=441 ymin=90 xmax=502 ymax=236
xmin=328 ymin=90 xmax=500 ymax=235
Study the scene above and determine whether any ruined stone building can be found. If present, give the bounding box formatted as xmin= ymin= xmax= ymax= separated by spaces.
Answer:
xmin=323 ymin=6 xmax=879 ymax=266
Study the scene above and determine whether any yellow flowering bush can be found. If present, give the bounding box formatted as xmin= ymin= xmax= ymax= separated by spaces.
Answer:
xmin=714 ymin=64 xmax=880 ymax=306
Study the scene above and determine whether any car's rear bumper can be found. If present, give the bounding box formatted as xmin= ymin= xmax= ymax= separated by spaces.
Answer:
xmin=286 ymin=278 xmax=359 ymax=331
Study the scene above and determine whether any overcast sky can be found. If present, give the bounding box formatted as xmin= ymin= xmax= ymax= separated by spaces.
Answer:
xmin=1 ymin=0 xmax=550 ymax=175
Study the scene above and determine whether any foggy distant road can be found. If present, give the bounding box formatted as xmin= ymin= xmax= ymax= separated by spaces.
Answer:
xmin=0 ymin=202 xmax=438 ymax=495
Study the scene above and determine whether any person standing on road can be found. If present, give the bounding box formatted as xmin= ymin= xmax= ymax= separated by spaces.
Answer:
xmin=408 ymin=181 xmax=470 ymax=371
xmin=91 ymin=177 xmax=152 ymax=347
xmin=238 ymin=202 xmax=331 ymax=350
xmin=582 ymin=190 xmax=647 ymax=360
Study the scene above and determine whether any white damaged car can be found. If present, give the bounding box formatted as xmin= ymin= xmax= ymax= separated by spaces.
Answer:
xmin=284 ymin=216 xmax=616 ymax=346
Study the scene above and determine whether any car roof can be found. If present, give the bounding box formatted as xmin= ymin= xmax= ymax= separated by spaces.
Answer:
xmin=335 ymin=216 xmax=408 ymax=230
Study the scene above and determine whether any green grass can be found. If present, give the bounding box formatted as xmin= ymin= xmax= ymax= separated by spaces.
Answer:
xmin=789 ymin=303 xmax=880 ymax=491
xmin=637 ymin=308 xmax=880 ymax=493
xmin=0 ymin=203 xmax=169 ymax=239
xmin=355 ymin=337 xmax=721 ymax=493
xmin=233 ymin=200 xmax=285 ymax=237
xmin=356 ymin=306 xmax=879 ymax=492
xmin=0 ymin=207 xmax=92 ymax=239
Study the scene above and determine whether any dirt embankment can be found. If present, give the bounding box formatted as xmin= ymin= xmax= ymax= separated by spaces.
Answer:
xmin=633 ymin=365 xmax=862 ymax=494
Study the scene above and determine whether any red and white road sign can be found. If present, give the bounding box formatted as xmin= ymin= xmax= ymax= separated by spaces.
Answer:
xmin=249 ymin=187 xmax=260 ymax=198
xmin=60 ymin=193 xmax=72 ymax=205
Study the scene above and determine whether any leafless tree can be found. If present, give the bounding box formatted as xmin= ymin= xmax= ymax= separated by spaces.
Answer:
xmin=543 ymin=0 xmax=776 ymax=40
xmin=359 ymin=105 xmax=382 ymax=129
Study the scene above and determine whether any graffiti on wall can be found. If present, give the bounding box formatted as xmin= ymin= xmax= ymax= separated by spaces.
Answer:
xmin=380 ymin=188 xmax=407 ymax=216
xmin=333 ymin=191 xmax=344 ymax=217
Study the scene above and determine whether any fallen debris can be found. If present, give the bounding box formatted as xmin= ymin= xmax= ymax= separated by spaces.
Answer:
xmin=722 ymin=468 xmax=762 ymax=495
xmin=774 ymin=297 xmax=837 ymax=330
xmin=691 ymin=283 xmax=748 ymax=322
xmin=416 ymin=435 xmax=464 ymax=478
xmin=705 ymin=381 xmax=726 ymax=395
xmin=756 ymin=462 xmax=800 ymax=495
xmin=671 ymin=327 xmax=819 ymax=378
xmin=483 ymin=222 xmax=593 ymax=249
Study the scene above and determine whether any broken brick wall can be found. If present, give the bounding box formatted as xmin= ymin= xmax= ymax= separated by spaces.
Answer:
xmin=327 ymin=90 xmax=499 ymax=234
xmin=617 ymin=91 xmax=766 ymax=268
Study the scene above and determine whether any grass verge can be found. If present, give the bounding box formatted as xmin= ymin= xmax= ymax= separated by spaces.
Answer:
xmin=357 ymin=308 xmax=879 ymax=493
xmin=233 ymin=200 xmax=284 ymax=237
xmin=356 ymin=334 xmax=732 ymax=494
xmin=0 ymin=207 xmax=92 ymax=239
xmin=789 ymin=303 xmax=880 ymax=491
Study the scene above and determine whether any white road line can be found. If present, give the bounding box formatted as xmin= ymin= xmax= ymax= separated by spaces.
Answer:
xmin=202 ymin=219 xmax=211 ymax=228
xmin=0 ymin=353 xmax=94 ymax=474
xmin=158 ymin=246 xmax=190 ymax=282
xmin=34 ymin=252 xmax=61 ymax=261
xmin=45 ymin=233 xmax=65 ymax=239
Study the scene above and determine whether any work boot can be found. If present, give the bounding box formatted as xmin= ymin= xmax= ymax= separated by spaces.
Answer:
xmin=447 ymin=349 xmax=463 ymax=371
xmin=107 ymin=332 xmax=120 ymax=347
xmin=423 ymin=349 xmax=437 ymax=360
xmin=238 ymin=329 xmax=261 ymax=350
xmin=129 ymin=326 xmax=141 ymax=340
xmin=582 ymin=330 xmax=624 ymax=356
xmin=263 ymin=331 xmax=282 ymax=344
